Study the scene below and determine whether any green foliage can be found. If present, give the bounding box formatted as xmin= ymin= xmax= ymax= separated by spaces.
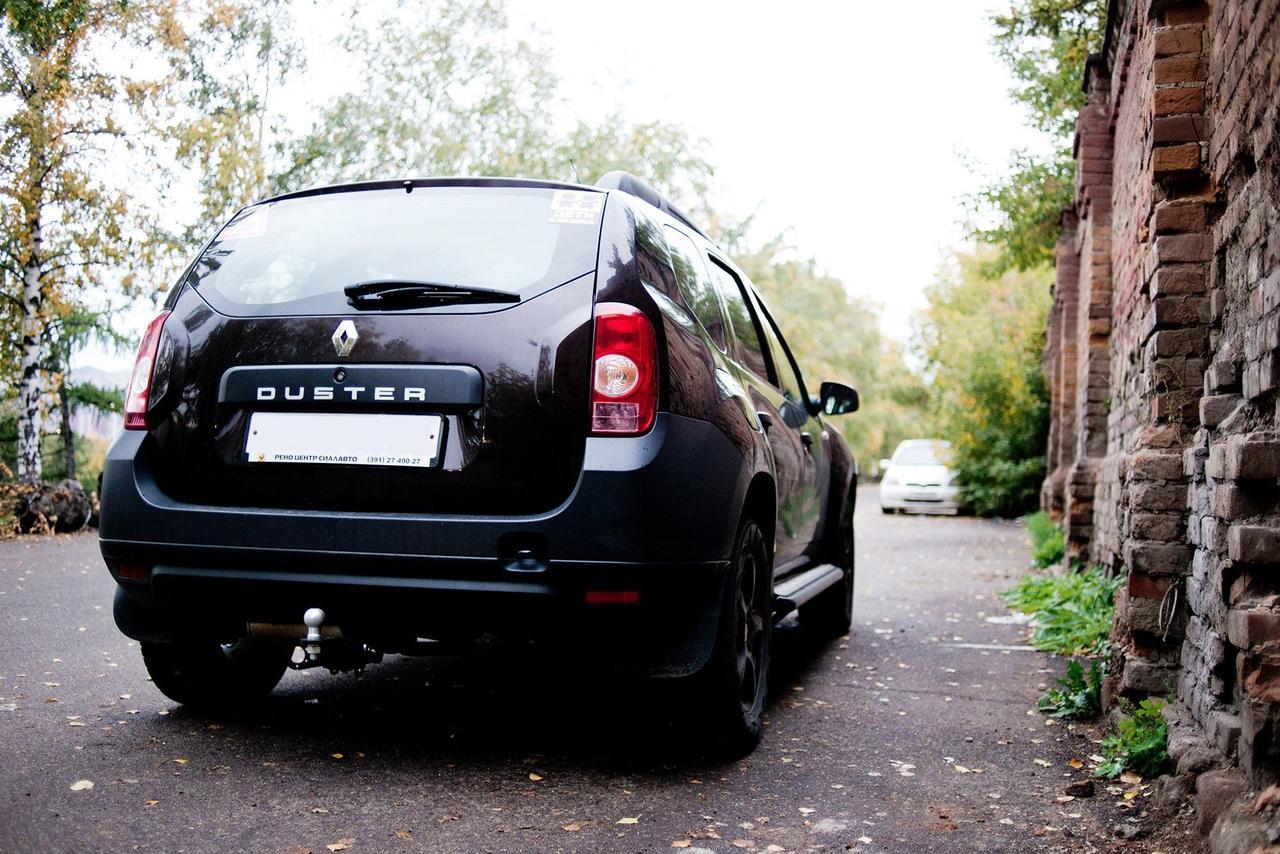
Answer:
xmin=1024 ymin=510 xmax=1066 ymax=567
xmin=1001 ymin=564 xmax=1122 ymax=655
xmin=915 ymin=249 xmax=1051 ymax=516
xmin=1097 ymin=699 xmax=1170 ymax=779
xmin=734 ymin=241 xmax=929 ymax=465
xmin=1037 ymin=658 xmax=1102 ymax=718
xmin=971 ymin=0 xmax=1106 ymax=272
xmin=39 ymin=431 xmax=108 ymax=495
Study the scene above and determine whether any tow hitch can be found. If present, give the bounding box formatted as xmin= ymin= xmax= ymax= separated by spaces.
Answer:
xmin=248 ymin=608 xmax=383 ymax=675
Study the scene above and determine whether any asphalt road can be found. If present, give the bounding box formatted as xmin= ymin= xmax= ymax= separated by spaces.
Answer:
xmin=1 ymin=487 xmax=1189 ymax=853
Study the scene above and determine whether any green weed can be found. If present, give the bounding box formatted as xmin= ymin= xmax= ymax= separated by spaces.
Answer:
xmin=1001 ymin=564 xmax=1122 ymax=655
xmin=1037 ymin=658 xmax=1103 ymax=718
xmin=1096 ymin=699 xmax=1169 ymax=779
xmin=1023 ymin=510 xmax=1065 ymax=568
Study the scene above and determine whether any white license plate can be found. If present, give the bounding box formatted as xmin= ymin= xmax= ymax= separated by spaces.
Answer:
xmin=244 ymin=412 xmax=442 ymax=468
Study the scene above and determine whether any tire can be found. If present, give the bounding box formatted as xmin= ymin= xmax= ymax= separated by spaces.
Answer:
xmin=691 ymin=518 xmax=773 ymax=757
xmin=141 ymin=638 xmax=291 ymax=709
xmin=800 ymin=495 xmax=855 ymax=638
xmin=880 ymin=505 xmax=892 ymax=514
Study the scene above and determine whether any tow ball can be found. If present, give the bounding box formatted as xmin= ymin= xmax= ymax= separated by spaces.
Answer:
xmin=288 ymin=607 xmax=383 ymax=675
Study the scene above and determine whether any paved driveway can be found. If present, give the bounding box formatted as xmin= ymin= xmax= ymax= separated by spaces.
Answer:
xmin=0 ymin=487 xmax=1190 ymax=852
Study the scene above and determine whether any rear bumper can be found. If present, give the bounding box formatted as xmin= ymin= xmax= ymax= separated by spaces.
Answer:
xmin=99 ymin=413 xmax=749 ymax=675
xmin=879 ymin=482 xmax=961 ymax=513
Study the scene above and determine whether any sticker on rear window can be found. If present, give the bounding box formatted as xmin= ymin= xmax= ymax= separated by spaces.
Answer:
xmin=548 ymin=190 xmax=604 ymax=225
xmin=218 ymin=206 xmax=269 ymax=241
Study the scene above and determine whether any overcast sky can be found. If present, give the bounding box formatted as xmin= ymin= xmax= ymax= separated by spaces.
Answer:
xmin=504 ymin=0 xmax=1045 ymax=338
xmin=78 ymin=0 xmax=1042 ymax=373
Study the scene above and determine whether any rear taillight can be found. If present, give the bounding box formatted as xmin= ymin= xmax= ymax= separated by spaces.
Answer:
xmin=590 ymin=302 xmax=657 ymax=435
xmin=123 ymin=310 xmax=171 ymax=430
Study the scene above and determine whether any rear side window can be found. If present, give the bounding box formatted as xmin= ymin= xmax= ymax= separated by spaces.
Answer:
xmin=663 ymin=227 xmax=728 ymax=351
xmin=706 ymin=256 xmax=773 ymax=381
xmin=188 ymin=186 xmax=603 ymax=316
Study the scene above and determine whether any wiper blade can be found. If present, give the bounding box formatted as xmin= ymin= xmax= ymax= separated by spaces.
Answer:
xmin=344 ymin=279 xmax=521 ymax=309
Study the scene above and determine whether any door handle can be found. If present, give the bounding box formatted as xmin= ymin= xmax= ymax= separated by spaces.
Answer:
xmin=755 ymin=411 xmax=774 ymax=432
xmin=801 ymin=432 xmax=814 ymax=449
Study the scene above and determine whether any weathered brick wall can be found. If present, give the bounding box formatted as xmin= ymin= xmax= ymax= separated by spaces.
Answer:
xmin=1041 ymin=0 xmax=1280 ymax=787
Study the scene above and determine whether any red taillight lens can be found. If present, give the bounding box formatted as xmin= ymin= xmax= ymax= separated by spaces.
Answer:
xmin=123 ymin=310 xmax=171 ymax=430
xmin=591 ymin=303 xmax=657 ymax=435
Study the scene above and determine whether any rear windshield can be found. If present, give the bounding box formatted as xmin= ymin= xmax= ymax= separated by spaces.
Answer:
xmin=187 ymin=186 xmax=604 ymax=316
xmin=894 ymin=442 xmax=952 ymax=466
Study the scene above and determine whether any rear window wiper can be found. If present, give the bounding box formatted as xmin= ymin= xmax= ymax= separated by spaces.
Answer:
xmin=344 ymin=280 xmax=521 ymax=309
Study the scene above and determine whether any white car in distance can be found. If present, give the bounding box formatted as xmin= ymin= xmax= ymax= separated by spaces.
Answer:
xmin=878 ymin=439 xmax=960 ymax=514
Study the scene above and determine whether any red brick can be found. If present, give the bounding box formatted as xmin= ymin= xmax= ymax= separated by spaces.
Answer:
xmin=1228 ymin=525 xmax=1280 ymax=563
xmin=1156 ymin=233 xmax=1213 ymax=263
xmin=1155 ymin=86 xmax=1207 ymax=116
xmin=1154 ymin=54 xmax=1205 ymax=84
xmin=1227 ymin=608 xmax=1280 ymax=649
xmin=1130 ymin=451 xmax=1186 ymax=481
xmin=1151 ymin=264 xmax=1207 ymax=296
xmin=1153 ymin=200 xmax=1207 ymax=234
xmin=1224 ymin=438 xmax=1280 ymax=480
xmin=1125 ymin=541 xmax=1191 ymax=575
xmin=1130 ymin=481 xmax=1189 ymax=512
xmin=1201 ymin=394 xmax=1241 ymax=427
xmin=1154 ymin=25 xmax=1204 ymax=56
xmin=1154 ymin=143 xmax=1202 ymax=176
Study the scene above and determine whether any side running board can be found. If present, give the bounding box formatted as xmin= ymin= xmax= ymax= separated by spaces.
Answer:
xmin=773 ymin=563 xmax=844 ymax=619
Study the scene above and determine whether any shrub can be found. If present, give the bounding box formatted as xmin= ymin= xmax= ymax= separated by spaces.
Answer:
xmin=1096 ymin=699 xmax=1169 ymax=779
xmin=1037 ymin=658 xmax=1103 ymax=718
xmin=1001 ymin=564 xmax=1122 ymax=655
xmin=1024 ymin=510 xmax=1065 ymax=568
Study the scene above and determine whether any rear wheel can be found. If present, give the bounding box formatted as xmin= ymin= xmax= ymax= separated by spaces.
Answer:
xmin=141 ymin=638 xmax=291 ymax=709
xmin=692 ymin=518 xmax=772 ymax=757
xmin=800 ymin=496 xmax=854 ymax=638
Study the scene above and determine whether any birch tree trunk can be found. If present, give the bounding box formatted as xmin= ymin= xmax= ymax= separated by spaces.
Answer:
xmin=16 ymin=214 xmax=43 ymax=485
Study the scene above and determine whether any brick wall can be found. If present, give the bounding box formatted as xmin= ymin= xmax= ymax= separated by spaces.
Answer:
xmin=1041 ymin=0 xmax=1280 ymax=787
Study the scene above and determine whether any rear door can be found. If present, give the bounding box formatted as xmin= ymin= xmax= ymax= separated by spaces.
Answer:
xmin=704 ymin=255 xmax=816 ymax=568
xmin=147 ymin=183 xmax=605 ymax=517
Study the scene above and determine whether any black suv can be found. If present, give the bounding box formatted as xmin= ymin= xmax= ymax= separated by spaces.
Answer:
xmin=99 ymin=172 xmax=859 ymax=752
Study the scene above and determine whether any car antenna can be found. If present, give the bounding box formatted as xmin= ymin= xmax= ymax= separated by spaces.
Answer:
xmin=403 ymin=180 xmax=413 ymax=194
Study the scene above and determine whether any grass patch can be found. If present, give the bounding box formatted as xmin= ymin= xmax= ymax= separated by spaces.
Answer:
xmin=1001 ymin=564 xmax=1122 ymax=655
xmin=1037 ymin=658 xmax=1103 ymax=718
xmin=1096 ymin=699 xmax=1169 ymax=778
xmin=1023 ymin=510 xmax=1065 ymax=568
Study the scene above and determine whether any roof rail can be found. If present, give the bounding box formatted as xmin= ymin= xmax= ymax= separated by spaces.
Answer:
xmin=595 ymin=170 xmax=709 ymax=240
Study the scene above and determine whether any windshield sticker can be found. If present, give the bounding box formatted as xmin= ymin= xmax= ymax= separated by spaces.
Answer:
xmin=218 ymin=206 xmax=269 ymax=241
xmin=549 ymin=190 xmax=604 ymax=225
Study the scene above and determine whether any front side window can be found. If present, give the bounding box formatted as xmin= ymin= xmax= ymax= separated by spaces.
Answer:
xmin=757 ymin=300 xmax=808 ymax=408
xmin=663 ymin=227 xmax=728 ymax=351
xmin=188 ymin=186 xmax=603 ymax=317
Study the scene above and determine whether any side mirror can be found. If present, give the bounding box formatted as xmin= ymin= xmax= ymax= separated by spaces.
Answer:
xmin=819 ymin=381 xmax=858 ymax=415
xmin=879 ymin=458 xmax=892 ymax=472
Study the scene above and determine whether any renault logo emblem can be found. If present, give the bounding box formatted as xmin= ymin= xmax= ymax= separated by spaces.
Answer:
xmin=332 ymin=320 xmax=358 ymax=357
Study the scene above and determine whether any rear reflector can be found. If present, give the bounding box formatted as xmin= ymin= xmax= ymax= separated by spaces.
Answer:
xmin=590 ymin=303 xmax=657 ymax=435
xmin=584 ymin=590 xmax=641 ymax=605
xmin=124 ymin=310 xmax=172 ymax=430
xmin=116 ymin=564 xmax=150 ymax=581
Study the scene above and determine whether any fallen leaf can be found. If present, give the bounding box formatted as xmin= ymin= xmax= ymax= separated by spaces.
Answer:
xmin=1067 ymin=758 xmax=1083 ymax=769
xmin=798 ymin=807 xmax=815 ymax=815
xmin=172 ymin=758 xmax=188 ymax=766
xmin=1120 ymin=771 xmax=1142 ymax=785
xmin=617 ymin=816 xmax=640 ymax=825
xmin=312 ymin=807 xmax=330 ymax=815
xmin=326 ymin=839 xmax=355 ymax=852
xmin=528 ymin=773 xmax=543 ymax=782
xmin=857 ymin=837 xmax=873 ymax=845
xmin=1033 ymin=759 xmax=1051 ymax=767
xmin=954 ymin=765 xmax=971 ymax=774
xmin=671 ymin=842 xmax=690 ymax=849
xmin=730 ymin=841 xmax=753 ymax=849
xmin=68 ymin=720 xmax=86 ymax=727
xmin=562 ymin=823 xmax=581 ymax=832
xmin=69 ymin=780 xmax=94 ymax=792
xmin=144 ymin=799 xmax=158 ymax=807
xmin=394 ymin=831 xmax=411 ymax=840
xmin=331 ymin=753 xmax=344 ymax=760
